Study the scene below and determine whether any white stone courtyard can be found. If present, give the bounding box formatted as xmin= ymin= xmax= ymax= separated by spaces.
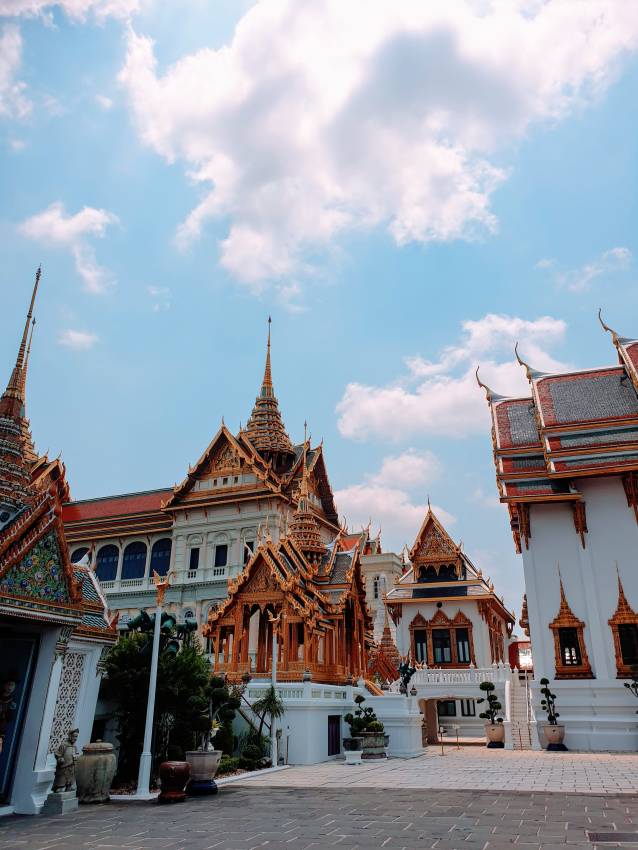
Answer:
xmin=235 ymin=748 xmax=638 ymax=795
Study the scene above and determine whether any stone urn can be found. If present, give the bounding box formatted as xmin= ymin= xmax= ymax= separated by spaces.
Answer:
xmin=75 ymin=741 xmax=117 ymax=803
xmin=484 ymin=723 xmax=505 ymax=748
xmin=185 ymin=749 xmax=222 ymax=796
xmin=543 ymin=724 xmax=567 ymax=751
xmin=361 ymin=731 xmax=387 ymax=760
xmin=158 ymin=760 xmax=190 ymax=804
xmin=342 ymin=737 xmax=363 ymax=765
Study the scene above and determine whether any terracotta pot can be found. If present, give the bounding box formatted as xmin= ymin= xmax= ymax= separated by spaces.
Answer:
xmin=342 ymin=737 xmax=363 ymax=752
xmin=158 ymin=761 xmax=190 ymax=804
xmin=485 ymin=723 xmax=505 ymax=748
xmin=185 ymin=750 xmax=222 ymax=796
xmin=75 ymin=741 xmax=117 ymax=803
xmin=361 ymin=731 xmax=387 ymax=760
xmin=543 ymin=724 xmax=568 ymax=751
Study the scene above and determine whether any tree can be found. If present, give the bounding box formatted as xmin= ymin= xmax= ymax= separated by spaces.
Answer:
xmin=185 ymin=675 xmax=240 ymax=753
xmin=101 ymin=633 xmax=211 ymax=781
xmin=251 ymin=685 xmax=285 ymax=743
xmin=477 ymin=681 xmax=503 ymax=725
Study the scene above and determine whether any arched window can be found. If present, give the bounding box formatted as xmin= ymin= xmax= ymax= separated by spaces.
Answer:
xmin=95 ymin=544 xmax=119 ymax=583
xmin=71 ymin=546 xmax=89 ymax=564
xmin=150 ymin=538 xmax=172 ymax=577
xmin=121 ymin=541 xmax=147 ymax=580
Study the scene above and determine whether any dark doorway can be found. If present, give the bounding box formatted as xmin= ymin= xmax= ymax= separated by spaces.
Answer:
xmin=328 ymin=715 xmax=341 ymax=756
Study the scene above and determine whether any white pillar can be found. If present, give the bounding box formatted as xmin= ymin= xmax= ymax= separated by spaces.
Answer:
xmin=270 ymin=624 xmax=278 ymax=767
xmin=136 ymin=603 xmax=162 ymax=798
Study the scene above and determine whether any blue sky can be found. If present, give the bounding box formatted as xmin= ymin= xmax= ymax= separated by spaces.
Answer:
xmin=2 ymin=1 xmax=638 ymax=617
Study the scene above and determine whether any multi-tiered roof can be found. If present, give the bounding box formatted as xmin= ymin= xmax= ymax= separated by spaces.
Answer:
xmin=478 ymin=314 xmax=638 ymax=552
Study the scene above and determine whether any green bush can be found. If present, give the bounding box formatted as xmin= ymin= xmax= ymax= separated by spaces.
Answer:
xmin=238 ymin=743 xmax=263 ymax=770
xmin=344 ymin=695 xmax=384 ymax=736
xmin=217 ymin=756 xmax=240 ymax=776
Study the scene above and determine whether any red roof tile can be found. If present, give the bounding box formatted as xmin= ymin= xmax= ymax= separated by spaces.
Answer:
xmin=63 ymin=489 xmax=172 ymax=522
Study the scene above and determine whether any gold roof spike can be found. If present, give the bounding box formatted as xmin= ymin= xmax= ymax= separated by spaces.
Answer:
xmin=21 ymin=317 xmax=38 ymax=466
xmin=0 ymin=267 xmax=41 ymax=509
xmin=244 ymin=317 xmax=294 ymax=460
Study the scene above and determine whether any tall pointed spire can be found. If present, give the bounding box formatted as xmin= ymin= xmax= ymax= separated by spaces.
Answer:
xmin=0 ymin=268 xmax=41 ymax=511
xmin=290 ymin=421 xmax=326 ymax=565
xmin=245 ymin=317 xmax=295 ymax=464
xmin=262 ymin=315 xmax=273 ymax=396
xmin=20 ymin=318 xmax=38 ymax=466
xmin=3 ymin=267 xmax=40 ymax=409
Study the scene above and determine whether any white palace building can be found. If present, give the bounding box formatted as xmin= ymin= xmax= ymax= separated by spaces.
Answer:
xmin=479 ymin=314 xmax=638 ymax=751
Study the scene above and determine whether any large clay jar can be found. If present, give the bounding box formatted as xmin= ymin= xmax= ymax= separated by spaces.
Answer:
xmin=185 ymin=750 xmax=222 ymax=796
xmin=158 ymin=761 xmax=190 ymax=804
xmin=75 ymin=741 xmax=117 ymax=803
xmin=544 ymin=724 xmax=568 ymax=751
xmin=485 ymin=723 xmax=505 ymax=748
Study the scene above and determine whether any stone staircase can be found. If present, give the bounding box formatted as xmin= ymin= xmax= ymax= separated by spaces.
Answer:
xmin=510 ymin=674 xmax=533 ymax=750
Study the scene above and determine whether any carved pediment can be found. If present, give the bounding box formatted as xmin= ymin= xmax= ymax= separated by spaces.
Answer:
xmin=429 ymin=608 xmax=453 ymax=627
xmin=452 ymin=610 xmax=472 ymax=627
xmin=410 ymin=511 xmax=459 ymax=565
xmin=243 ymin=560 xmax=280 ymax=596
xmin=409 ymin=612 xmax=427 ymax=630
xmin=209 ymin=440 xmax=242 ymax=474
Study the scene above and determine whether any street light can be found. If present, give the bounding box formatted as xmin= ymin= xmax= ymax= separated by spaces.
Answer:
xmin=267 ymin=611 xmax=282 ymax=768
xmin=136 ymin=570 xmax=173 ymax=798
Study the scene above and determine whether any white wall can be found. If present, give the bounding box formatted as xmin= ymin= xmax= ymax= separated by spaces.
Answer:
xmin=522 ymin=475 xmax=638 ymax=750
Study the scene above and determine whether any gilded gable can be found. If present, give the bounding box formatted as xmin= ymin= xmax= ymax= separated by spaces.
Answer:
xmin=0 ymin=530 xmax=70 ymax=604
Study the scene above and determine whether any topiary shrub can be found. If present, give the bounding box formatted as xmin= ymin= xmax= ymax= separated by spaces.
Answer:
xmin=217 ymin=756 xmax=240 ymax=776
xmin=238 ymin=743 xmax=263 ymax=771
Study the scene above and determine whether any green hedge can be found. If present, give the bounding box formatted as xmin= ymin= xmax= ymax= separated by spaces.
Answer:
xmin=217 ymin=756 xmax=240 ymax=776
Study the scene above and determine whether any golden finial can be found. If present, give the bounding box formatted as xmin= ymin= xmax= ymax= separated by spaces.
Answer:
xmin=262 ymin=315 xmax=273 ymax=393
xmin=153 ymin=569 xmax=173 ymax=605
xmin=5 ymin=266 xmax=41 ymax=403
xmin=475 ymin=366 xmax=504 ymax=402
xmin=21 ymin=318 xmax=36 ymax=399
xmin=598 ymin=308 xmax=622 ymax=344
xmin=514 ymin=342 xmax=542 ymax=381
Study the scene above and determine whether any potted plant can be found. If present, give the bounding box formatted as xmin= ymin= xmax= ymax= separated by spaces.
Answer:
xmin=477 ymin=681 xmax=504 ymax=748
xmin=185 ymin=675 xmax=240 ymax=795
xmin=539 ymin=678 xmax=567 ymax=751
xmin=344 ymin=695 xmax=387 ymax=760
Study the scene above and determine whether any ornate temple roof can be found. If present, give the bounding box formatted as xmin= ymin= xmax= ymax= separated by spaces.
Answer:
xmin=244 ymin=318 xmax=295 ymax=460
xmin=479 ymin=316 xmax=638 ymax=509
xmin=385 ymin=506 xmax=514 ymax=624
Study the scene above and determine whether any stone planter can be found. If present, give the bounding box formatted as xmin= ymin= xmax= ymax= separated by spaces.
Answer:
xmin=543 ymin=724 xmax=568 ymax=751
xmin=158 ymin=761 xmax=190 ymax=804
xmin=383 ymin=734 xmax=390 ymax=757
xmin=343 ymin=737 xmax=363 ymax=765
xmin=361 ymin=732 xmax=387 ymax=760
xmin=485 ymin=723 xmax=505 ymax=749
xmin=75 ymin=741 xmax=117 ymax=803
xmin=185 ymin=749 xmax=222 ymax=796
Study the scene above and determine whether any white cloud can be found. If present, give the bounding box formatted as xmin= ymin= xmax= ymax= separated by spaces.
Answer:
xmin=9 ymin=137 xmax=26 ymax=151
xmin=0 ymin=0 xmax=141 ymax=21
xmin=0 ymin=24 xmax=31 ymax=119
xmin=335 ymin=448 xmax=448 ymax=553
xmin=119 ymin=1 xmax=638 ymax=291
xmin=147 ymin=284 xmax=170 ymax=311
xmin=58 ymin=329 xmax=98 ymax=350
xmin=543 ymin=246 xmax=633 ymax=293
xmin=19 ymin=202 xmax=119 ymax=293
xmin=95 ymin=93 xmax=114 ymax=110
xmin=337 ymin=313 xmax=568 ymax=441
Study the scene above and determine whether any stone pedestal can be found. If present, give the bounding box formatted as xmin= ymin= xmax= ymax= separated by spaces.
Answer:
xmin=41 ymin=790 xmax=78 ymax=815
xmin=344 ymin=750 xmax=362 ymax=765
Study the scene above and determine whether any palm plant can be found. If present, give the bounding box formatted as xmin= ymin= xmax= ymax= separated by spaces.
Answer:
xmin=251 ymin=685 xmax=285 ymax=743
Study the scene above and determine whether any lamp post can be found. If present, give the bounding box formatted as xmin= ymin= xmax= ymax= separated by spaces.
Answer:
xmin=268 ymin=611 xmax=281 ymax=768
xmin=136 ymin=570 xmax=172 ymax=798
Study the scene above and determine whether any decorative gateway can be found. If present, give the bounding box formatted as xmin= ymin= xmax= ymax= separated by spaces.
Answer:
xmin=203 ymin=448 xmax=372 ymax=686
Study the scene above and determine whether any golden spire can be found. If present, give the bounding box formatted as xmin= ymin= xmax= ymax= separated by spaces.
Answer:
xmin=245 ymin=317 xmax=294 ymax=461
xmin=262 ymin=315 xmax=273 ymax=396
xmin=4 ymin=267 xmax=40 ymax=406
xmin=0 ymin=268 xmax=41 ymax=509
